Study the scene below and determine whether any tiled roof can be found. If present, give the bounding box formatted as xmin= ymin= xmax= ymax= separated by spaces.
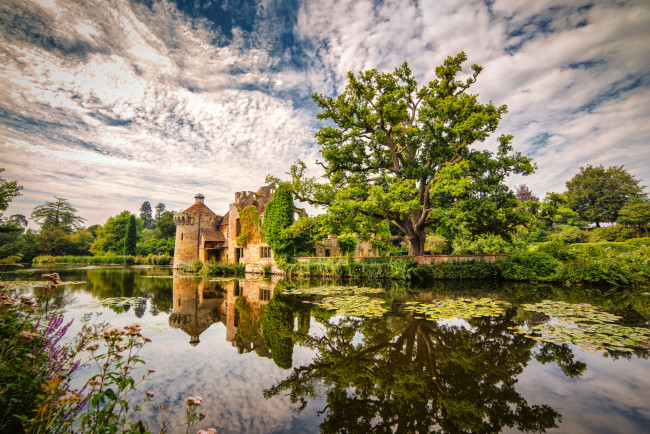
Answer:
xmin=200 ymin=229 xmax=225 ymax=242
xmin=183 ymin=202 xmax=215 ymax=214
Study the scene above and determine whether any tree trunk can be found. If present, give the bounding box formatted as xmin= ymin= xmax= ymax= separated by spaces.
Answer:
xmin=407 ymin=229 xmax=425 ymax=256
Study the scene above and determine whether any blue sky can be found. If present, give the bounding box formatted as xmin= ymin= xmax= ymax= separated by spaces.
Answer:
xmin=1 ymin=0 xmax=649 ymax=225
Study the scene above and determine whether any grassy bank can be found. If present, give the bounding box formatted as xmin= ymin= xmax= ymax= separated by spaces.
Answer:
xmin=280 ymin=243 xmax=649 ymax=288
xmin=499 ymin=241 xmax=650 ymax=287
xmin=182 ymin=259 xmax=246 ymax=276
xmin=32 ymin=254 xmax=172 ymax=265
xmin=281 ymin=257 xmax=501 ymax=281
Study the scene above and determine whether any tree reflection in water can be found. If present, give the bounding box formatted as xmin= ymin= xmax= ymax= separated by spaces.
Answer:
xmin=265 ymin=298 xmax=588 ymax=433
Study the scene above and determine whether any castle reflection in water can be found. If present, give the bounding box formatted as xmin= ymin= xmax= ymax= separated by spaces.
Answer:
xmin=168 ymin=275 xmax=274 ymax=356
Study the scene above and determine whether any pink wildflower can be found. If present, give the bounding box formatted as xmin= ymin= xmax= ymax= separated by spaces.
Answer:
xmin=145 ymin=391 xmax=155 ymax=398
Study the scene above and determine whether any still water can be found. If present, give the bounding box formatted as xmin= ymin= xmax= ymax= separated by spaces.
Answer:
xmin=3 ymin=265 xmax=650 ymax=433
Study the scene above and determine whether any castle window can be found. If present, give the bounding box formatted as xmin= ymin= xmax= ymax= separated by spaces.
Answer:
xmin=260 ymin=246 xmax=271 ymax=258
xmin=181 ymin=233 xmax=183 ymax=240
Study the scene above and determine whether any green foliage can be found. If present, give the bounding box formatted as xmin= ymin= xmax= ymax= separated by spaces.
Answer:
xmin=550 ymin=226 xmax=588 ymax=244
xmin=566 ymin=165 xmax=646 ymax=226
xmin=617 ymin=202 xmax=650 ymax=236
xmin=626 ymin=237 xmax=650 ymax=247
xmin=451 ymin=233 xmax=514 ymax=254
xmin=30 ymin=197 xmax=86 ymax=233
xmin=560 ymin=244 xmax=650 ymax=286
xmin=154 ymin=210 xmax=175 ymax=238
xmin=0 ymin=169 xmax=23 ymax=233
xmin=90 ymin=211 xmax=142 ymax=255
xmin=591 ymin=224 xmax=635 ymax=242
xmin=497 ymin=251 xmax=562 ymax=281
xmin=0 ymin=229 xmax=39 ymax=262
xmin=261 ymin=295 xmax=294 ymax=369
xmin=136 ymin=229 xmax=175 ymax=256
xmin=196 ymin=259 xmax=245 ymax=276
xmin=154 ymin=203 xmax=166 ymax=222
xmin=32 ymin=254 xmax=172 ymax=265
xmin=337 ymin=233 xmax=357 ymax=255
xmin=278 ymin=216 xmax=319 ymax=257
xmin=534 ymin=240 xmax=578 ymax=261
xmin=269 ymin=53 xmax=534 ymax=255
xmin=424 ymin=234 xmax=449 ymax=254
xmin=281 ymin=256 xmax=423 ymax=281
xmin=236 ymin=205 xmax=261 ymax=247
xmin=139 ymin=201 xmax=154 ymax=229
xmin=123 ymin=215 xmax=137 ymax=255
xmin=262 ymin=186 xmax=294 ymax=259
xmin=420 ymin=260 xmax=500 ymax=280
xmin=538 ymin=192 xmax=583 ymax=226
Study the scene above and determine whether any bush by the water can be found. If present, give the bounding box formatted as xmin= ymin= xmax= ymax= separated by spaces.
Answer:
xmin=419 ymin=260 xmax=500 ymax=280
xmin=32 ymin=254 xmax=172 ymax=265
xmin=497 ymin=251 xmax=562 ymax=281
xmin=181 ymin=259 xmax=245 ymax=276
xmin=281 ymin=256 xmax=422 ymax=280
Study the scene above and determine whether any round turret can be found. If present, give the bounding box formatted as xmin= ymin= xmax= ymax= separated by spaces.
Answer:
xmin=173 ymin=194 xmax=217 ymax=268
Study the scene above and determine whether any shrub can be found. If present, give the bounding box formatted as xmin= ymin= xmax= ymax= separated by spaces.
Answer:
xmin=198 ymin=259 xmax=245 ymax=276
xmin=534 ymin=240 xmax=578 ymax=261
xmin=497 ymin=251 xmax=562 ymax=281
xmin=184 ymin=260 xmax=203 ymax=273
xmin=626 ymin=237 xmax=650 ymax=247
xmin=337 ymin=234 xmax=357 ymax=255
xmin=550 ymin=226 xmax=588 ymax=244
xmin=452 ymin=234 xmax=514 ymax=254
xmin=591 ymin=224 xmax=635 ymax=242
xmin=420 ymin=260 xmax=500 ymax=280
xmin=424 ymin=234 xmax=449 ymax=254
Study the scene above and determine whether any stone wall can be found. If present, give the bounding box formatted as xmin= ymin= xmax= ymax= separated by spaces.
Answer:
xmin=173 ymin=211 xmax=218 ymax=268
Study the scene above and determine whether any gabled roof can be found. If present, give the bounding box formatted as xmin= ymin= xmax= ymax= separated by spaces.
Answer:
xmin=200 ymin=228 xmax=225 ymax=242
xmin=183 ymin=202 xmax=216 ymax=214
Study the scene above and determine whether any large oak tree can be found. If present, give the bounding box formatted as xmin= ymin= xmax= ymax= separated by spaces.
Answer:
xmin=270 ymin=53 xmax=534 ymax=255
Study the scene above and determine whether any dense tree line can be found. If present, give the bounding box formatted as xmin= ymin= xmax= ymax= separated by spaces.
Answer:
xmin=0 ymin=180 xmax=176 ymax=262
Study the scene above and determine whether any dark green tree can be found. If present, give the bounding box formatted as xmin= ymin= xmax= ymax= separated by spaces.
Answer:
xmin=0 ymin=168 xmax=23 ymax=233
xmin=617 ymin=202 xmax=650 ymax=236
xmin=30 ymin=197 xmax=86 ymax=233
xmin=154 ymin=211 xmax=176 ymax=238
xmin=123 ymin=215 xmax=137 ymax=255
xmin=139 ymin=201 xmax=154 ymax=229
xmin=154 ymin=203 xmax=166 ymax=222
xmin=262 ymin=186 xmax=294 ymax=259
xmin=566 ymin=165 xmax=646 ymax=227
xmin=269 ymin=53 xmax=534 ymax=255
xmin=90 ymin=211 xmax=141 ymax=255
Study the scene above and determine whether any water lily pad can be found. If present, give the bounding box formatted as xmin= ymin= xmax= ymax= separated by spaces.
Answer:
xmin=511 ymin=300 xmax=650 ymax=354
xmin=403 ymin=298 xmax=510 ymax=322
xmin=314 ymin=294 xmax=387 ymax=318
xmin=282 ymin=285 xmax=385 ymax=296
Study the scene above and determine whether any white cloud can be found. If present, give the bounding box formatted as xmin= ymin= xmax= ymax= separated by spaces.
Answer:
xmin=1 ymin=0 xmax=649 ymax=225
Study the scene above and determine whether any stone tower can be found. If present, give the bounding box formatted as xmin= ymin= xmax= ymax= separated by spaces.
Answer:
xmin=173 ymin=194 xmax=217 ymax=269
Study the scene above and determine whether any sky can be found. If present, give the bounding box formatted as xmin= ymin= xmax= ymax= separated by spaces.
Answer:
xmin=1 ymin=0 xmax=649 ymax=226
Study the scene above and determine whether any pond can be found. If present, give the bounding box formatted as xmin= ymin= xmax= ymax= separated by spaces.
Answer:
xmin=2 ymin=265 xmax=650 ymax=433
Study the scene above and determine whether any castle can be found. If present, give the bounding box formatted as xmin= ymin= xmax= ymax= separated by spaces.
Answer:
xmin=173 ymin=185 xmax=379 ymax=271
xmin=173 ymin=185 xmax=282 ymax=272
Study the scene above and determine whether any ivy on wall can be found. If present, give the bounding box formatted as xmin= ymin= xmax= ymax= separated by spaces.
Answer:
xmin=236 ymin=205 xmax=261 ymax=247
